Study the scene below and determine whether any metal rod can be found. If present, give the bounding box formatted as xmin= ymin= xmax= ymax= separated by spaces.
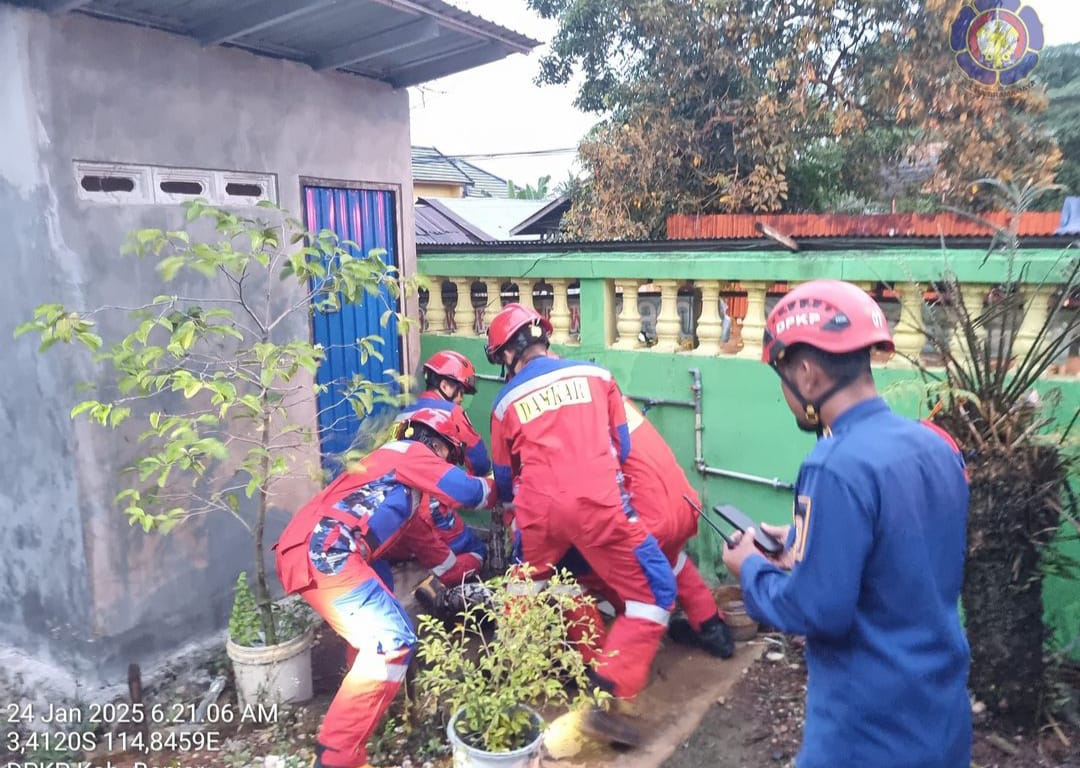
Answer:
xmin=628 ymin=393 xmax=696 ymax=412
xmin=690 ymin=368 xmax=704 ymax=473
xmin=475 ymin=372 xmax=504 ymax=383
xmin=699 ymin=465 xmax=795 ymax=491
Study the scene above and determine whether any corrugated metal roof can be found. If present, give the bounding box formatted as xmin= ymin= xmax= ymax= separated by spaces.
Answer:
xmin=667 ymin=211 xmax=1065 ymax=240
xmin=510 ymin=194 xmax=570 ymax=235
xmin=415 ymin=197 xmax=492 ymax=244
xmin=435 ymin=197 xmax=548 ymax=240
xmin=9 ymin=0 xmax=539 ymax=87
xmin=418 ymin=234 xmax=1075 ymax=254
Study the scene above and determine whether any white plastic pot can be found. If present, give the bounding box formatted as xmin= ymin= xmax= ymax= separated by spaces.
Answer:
xmin=226 ymin=627 xmax=315 ymax=707
xmin=447 ymin=707 xmax=544 ymax=768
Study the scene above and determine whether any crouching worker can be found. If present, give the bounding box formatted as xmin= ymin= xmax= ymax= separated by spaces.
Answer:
xmin=399 ymin=350 xmax=491 ymax=574
xmin=556 ymin=398 xmax=735 ymax=659
xmin=273 ymin=408 xmax=495 ymax=768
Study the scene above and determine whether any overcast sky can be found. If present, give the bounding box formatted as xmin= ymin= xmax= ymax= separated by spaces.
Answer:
xmin=409 ymin=0 xmax=1080 ymax=189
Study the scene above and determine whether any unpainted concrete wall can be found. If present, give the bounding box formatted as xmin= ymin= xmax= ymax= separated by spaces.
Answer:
xmin=0 ymin=4 xmax=417 ymax=696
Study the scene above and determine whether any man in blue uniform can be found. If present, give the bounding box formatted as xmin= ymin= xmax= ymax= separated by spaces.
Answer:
xmin=722 ymin=279 xmax=971 ymax=768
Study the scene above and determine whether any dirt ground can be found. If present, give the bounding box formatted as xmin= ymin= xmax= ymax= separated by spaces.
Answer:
xmin=9 ymin=602 xmax=1078 ymax=768
xmin=661 ymin=637 xmax=1080 ymax=768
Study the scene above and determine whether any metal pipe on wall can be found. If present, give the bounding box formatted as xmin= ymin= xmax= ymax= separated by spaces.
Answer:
xmin=687 ymin=367 xmax=794 ymax=491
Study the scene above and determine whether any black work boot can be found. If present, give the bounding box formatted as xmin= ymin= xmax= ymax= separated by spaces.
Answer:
xmin=697 ymin=615 xmax=736 ymax=659
xmin=667 ymin=616 xmax=699 ymax=646
xmin=581 ymin=670 xmax=643 ymax=748
xmin=582 ymin=704 xmax=643 ymax=748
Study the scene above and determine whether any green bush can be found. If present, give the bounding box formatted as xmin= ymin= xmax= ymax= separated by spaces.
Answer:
xmin=414 ymin=568 xmax=609 ymax=753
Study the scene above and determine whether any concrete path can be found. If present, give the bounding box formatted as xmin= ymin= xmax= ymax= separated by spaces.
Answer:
xmin=543 ymin=639 xmax=764 ymax=768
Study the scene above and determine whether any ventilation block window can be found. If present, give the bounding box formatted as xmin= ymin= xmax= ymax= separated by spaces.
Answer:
xmin=80 ymin=175 xmax=135 ymax=193
xmin=159 ymin=180 xmax=204 ymax=195
xmin=216 ymin=172 xmax=276 ymax=206
xmin=225 ymin=182 xmax=263 ymax=197
xmin=73 ymin=162 xmax=277 ymax=206
xmin=74 ymin=162 xmax=152 ymax=204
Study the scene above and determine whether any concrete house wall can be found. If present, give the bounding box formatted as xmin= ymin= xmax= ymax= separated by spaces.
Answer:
xmin=0 ymin=4 xmax=417 ymax=696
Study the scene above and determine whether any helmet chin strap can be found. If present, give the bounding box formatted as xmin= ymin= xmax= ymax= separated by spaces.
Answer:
xmin=435 ymin=379 xmax=461 ymax=401
xmin=772 ymin=365 xmax=856 ymax=437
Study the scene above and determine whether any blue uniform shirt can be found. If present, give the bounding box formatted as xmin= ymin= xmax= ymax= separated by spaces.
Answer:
xmin=741 ymin=397 xmax=971 ymax=768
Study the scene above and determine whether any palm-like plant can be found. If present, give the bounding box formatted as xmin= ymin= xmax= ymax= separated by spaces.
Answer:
xmin=910 ymin=179 xmax=1079 ymax=727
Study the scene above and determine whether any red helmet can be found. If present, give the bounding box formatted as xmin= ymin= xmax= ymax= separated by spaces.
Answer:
xmin=484 ymin=303 xmax=553 ymax=364
xmin=394 ymin=407 xmax=465 ymax=464
xmin=423 ymin=350 xmax=477 ymax=394
xmin=762 ymin=280 xmax=894 ymax=365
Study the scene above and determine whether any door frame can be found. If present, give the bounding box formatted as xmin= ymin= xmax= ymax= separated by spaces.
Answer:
xmin=298 ymin=177 xmax=413 ymax=378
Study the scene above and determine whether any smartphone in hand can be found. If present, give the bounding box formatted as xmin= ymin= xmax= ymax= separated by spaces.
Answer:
xmin=711 ymin=504 xmax=785 ymax=556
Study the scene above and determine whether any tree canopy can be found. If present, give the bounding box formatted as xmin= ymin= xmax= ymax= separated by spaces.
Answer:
xmin=529 ymin=0 xmax=1061 ymax=238
xmin=1037 ymin=43 xmax=1080 ymax=206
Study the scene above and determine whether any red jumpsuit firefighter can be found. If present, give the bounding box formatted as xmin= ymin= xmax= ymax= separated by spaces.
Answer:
xmin=397 ymin=350 xmax=489 ymax=574
xmin=273 ymin=408 xmax=494 ymax=768
xmin=567 ymin=398 xmax=735 ymax=658
xmin=486 ymin=303 xmax=676 ymax=747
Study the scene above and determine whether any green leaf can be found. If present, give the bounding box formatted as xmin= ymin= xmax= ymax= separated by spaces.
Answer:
xmin=70 ymin=400 xmax=98 ymax=419
xmin=158 ymin=255 xmax=185 ymax=281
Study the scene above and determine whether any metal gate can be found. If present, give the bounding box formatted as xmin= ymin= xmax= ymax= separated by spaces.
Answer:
xmin=303 ymin=184 xmax=401 ymax=469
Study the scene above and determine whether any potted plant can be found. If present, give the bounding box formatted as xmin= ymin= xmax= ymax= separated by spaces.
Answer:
xmin=901 ymin=179 xmax=1080 ymax=727
xmin=16 ymin=201 xmax=412 ymax=705
xmin=414 ymin=568 xmax=609 ymax=768
xmin=226 ymin=572 xmax=318 ymax=707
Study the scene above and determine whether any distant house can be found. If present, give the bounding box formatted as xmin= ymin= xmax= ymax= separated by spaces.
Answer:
xmin=0 ymin=0 xmax=536 ymax=699
xmin=415 ymin=196 xmax=553 ymax=243
xmin=415 ymin=197 xmax=496 ymax=245
xmin=510 ymin=195 xmax=572 ymax=240
xmin=412 ymin=146 xmax=511 ymax=198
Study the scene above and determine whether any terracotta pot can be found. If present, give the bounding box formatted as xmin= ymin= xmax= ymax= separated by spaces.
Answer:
xmin=713 ymin=585 xmax=758 ymax=642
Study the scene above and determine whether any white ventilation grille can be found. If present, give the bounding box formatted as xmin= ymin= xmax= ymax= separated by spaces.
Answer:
xmin=74 ymin=162 xmax=153 ymax=205
xmin=74 ymin=162 xmax=278 ymax=207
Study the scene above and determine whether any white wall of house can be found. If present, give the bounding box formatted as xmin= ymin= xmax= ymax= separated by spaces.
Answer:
xmin=0 ymin=3 xmax=418 ymax=697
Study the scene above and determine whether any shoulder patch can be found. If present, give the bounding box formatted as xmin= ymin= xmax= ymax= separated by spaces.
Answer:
xmin=792 ymin=495 xmax=812 ymax=562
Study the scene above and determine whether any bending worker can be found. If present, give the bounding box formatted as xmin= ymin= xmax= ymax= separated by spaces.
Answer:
xmin=486 ymin=302 xmax=675 ymax=748
xmin=274 ymin=408 xmax=495 ymax=768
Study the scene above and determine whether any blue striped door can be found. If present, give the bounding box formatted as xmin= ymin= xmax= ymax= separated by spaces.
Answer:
xmin=304 ymin=185 xmax=401 ymax=470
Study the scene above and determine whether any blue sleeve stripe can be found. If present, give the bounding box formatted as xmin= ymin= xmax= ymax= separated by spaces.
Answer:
xmin=616 ymin=423 xmax=631 ymax=463
xmin=435 ymin=467 xmax=485 ymax=508
xmin=493 ymin=464 xmax=514 ymax=502
xmin=466 ymin=441 xmax=492 ymax=476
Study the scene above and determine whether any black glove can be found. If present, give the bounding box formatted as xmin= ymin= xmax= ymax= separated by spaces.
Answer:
xmin=414 ymin=574 xmax=448 ymax=617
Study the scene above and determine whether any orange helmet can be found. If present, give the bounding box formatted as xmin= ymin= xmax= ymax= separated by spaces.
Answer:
xmin=394 ymin=407 xmax=465 ymax=465
xmin=423 ymin=350 xmax=477 ymax=394
xmin=484 ymin=303 xmax=553 ymax=364
xmin=762 ymin=280 xmax=894 ymax=366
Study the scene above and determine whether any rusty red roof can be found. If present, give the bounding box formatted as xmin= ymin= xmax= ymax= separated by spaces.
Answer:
xmin=666 ymin=212 xmax=1063 ymax=240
